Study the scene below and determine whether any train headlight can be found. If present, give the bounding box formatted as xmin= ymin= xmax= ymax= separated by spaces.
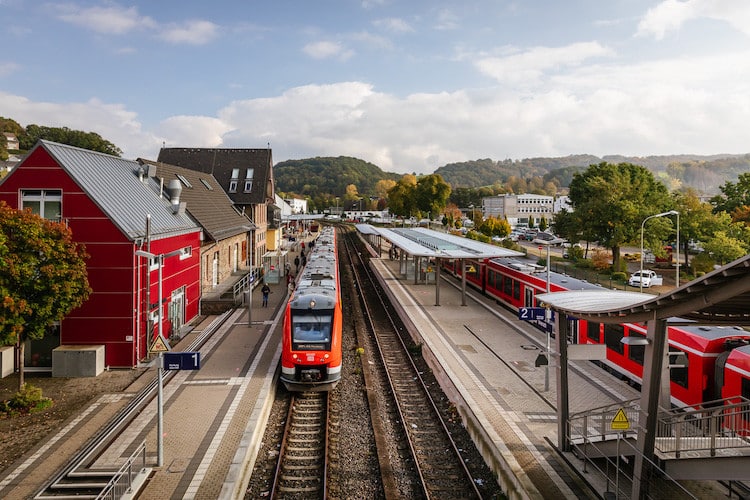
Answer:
xmin=324 ymin=354 xmax=329 ymax=359
xmin=292 ymin=354 xmax=298 ymax=360
xmin=309 ymin=299 xmax=316 ymax=309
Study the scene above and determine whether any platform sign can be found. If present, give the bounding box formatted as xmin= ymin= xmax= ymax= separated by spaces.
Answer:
xmin=163 ymin=352 xmax=201 ymax=371
xmin=611 ymin=408 xmax=630 ymax=431
xmin=518 ymin=307 xmax=553 ymax=321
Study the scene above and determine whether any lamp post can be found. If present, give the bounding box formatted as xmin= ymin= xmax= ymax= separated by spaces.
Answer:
xmin=639 ymin=210 xmax=678 ymax=293
xmin=135 ymin=248 xmax=182 ymax=467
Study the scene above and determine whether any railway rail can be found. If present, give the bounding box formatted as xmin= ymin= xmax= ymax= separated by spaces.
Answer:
xmin=269 ymin=391 xmax=330 ymax=498
xmin=343 ymin=229 xmax=483 ymax=499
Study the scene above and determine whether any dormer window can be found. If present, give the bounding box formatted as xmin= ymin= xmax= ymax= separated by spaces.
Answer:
xmin=244 ymin=168 xmax=254 ymax=192
xmin=229 ymin=169 xmax=240 ymax=192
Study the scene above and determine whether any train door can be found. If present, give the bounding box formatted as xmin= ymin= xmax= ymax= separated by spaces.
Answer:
xmin=524 ymin=286 xmax=534 ymax=308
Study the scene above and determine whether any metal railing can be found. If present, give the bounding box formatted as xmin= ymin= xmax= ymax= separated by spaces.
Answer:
xmin=232 ymin=268 xmax=261 ymax=302
xmin=96 ymin=441 xmax=147 ymax=499
xmin=655 ymin=398 xmax=750 ymax=458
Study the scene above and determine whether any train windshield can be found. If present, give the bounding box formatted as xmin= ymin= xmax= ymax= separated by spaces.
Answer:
xmin=292 ymin=314 xmax=332 ymax=344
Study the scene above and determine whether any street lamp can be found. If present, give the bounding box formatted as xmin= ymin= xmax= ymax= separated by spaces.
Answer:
xmin=135 ymin=247 xmax=182 ymax=467
xmin=639 ymin=210 xmax=678 ymax=292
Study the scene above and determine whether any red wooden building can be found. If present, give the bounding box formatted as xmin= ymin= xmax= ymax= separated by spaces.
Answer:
xmin=0 ymin=141 xmax=202 ymax=369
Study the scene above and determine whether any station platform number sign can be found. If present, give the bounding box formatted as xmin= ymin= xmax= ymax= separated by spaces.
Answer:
xmin=518 ymin=307 xmax=554 ymax=322
xmin=163 ymin=352 xmax=201 ymax=371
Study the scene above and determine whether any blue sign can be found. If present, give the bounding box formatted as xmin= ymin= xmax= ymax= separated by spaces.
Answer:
xmin=163 ymin=352 xmax=201 ymax=370
xmin=518 ymin=307 xmax=553 ymax=322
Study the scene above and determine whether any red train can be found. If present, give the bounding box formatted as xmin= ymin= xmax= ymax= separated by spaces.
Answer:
xmin=281 ymin=226 xmax=343 ymax=391
xmin=442 ymin=257 xmax=750 ymax=408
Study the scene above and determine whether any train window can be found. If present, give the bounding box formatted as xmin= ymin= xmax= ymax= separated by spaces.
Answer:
xmin=586 ymin=321 xmax=602 ymax=343
xmin=503 ymin=276 xmax=512 ymax=297
xmin=669 ymin=349 xmax=689 ymax=388
xmin=292 ymin=315 xmax=332 ymax=343
xmin=604 ymin=324 xmax=625 ymax=355
xmin=513 ymin=280 xmax=521 ymax=300
xmin=628 ymin=332 xmax=647 ymax=365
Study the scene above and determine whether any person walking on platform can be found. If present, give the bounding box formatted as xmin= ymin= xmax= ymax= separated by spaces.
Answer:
xmin=261 ymin=283 xmax=271 ymax=307
xmin=294 ymin=255 xmax=300 ymax=273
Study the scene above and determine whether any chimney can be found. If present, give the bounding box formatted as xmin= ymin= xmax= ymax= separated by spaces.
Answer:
xmin=166 ymin=179 xmax=183 ymax=213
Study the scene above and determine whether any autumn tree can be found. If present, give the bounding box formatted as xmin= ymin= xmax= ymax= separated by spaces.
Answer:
xmin=414 ymin=174 xmax=451 ymax=219
xmin=567 ymin=162 xmax=671 ymax=271
xmin=0 ymin=202 xmax=91 ymax=389
xmin=387 ymin=174 xmax=418 ymax=217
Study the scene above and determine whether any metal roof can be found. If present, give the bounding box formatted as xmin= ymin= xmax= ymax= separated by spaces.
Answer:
xmin=357 ymin=224 xmax=524 ymax=259
xmin=537 ymin=253 xmax=750 ymax=326
xmin=40 ymin=141 xmax=201 ymax=241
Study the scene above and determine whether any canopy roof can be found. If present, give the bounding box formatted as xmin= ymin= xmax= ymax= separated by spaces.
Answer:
xmin=538 ymin=253 xmax=750 ymax=325
xmin=357 ymin=225 xmax=524 ymax=259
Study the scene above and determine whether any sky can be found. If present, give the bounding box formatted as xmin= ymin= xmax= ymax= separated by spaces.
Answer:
xmin=2 ymin=0 xmax=750 ymax=175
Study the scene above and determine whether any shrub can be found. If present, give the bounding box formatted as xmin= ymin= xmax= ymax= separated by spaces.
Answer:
xmin=591 ymin=248 xmax=612 ymax=271
xmin=0 ymin=383 xmax=53 ymax=416
xmin=612 ymin=271 xmax=627 ymax=282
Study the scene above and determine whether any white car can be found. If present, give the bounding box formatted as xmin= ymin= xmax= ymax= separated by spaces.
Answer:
xmin=628 ymin=270 xmax=663 ymax=288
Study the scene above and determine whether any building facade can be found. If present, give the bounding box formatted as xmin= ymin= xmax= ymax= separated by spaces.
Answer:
xmin=482 ymin=193 xmax=555 ymax=227
xmin=0 ymin=141 xmax=202 ymax=369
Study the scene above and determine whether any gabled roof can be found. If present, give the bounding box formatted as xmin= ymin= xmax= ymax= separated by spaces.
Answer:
xmin=137 ymin=159 xmax=255 ymax=242
xmin=30 ymin=140 xmax=200 ymax=241
xmin=156 ymin=147 xmax=274 ymax=206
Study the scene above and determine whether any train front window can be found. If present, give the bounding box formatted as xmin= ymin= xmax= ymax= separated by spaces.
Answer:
xmin=292 ymin=314 xmax=332 ymax=345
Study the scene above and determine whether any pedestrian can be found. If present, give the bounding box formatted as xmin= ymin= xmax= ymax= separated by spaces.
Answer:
xmin=261 ymin=283 xmax=270 ymax=307
xmin=294 ymin=255 xmax=300 ymax=273
xmin=285 ymin=261 xmax=291 ymax=276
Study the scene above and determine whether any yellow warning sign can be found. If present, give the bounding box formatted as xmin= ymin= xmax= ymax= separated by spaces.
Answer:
xmin=149 ymin=335 xmax=170 ymax=353
xmin=611 ymin=408 xmax=630 ymax=431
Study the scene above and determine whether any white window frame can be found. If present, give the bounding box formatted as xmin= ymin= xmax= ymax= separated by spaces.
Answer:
xmin=21 ymin=189 xmax=62 ymax=220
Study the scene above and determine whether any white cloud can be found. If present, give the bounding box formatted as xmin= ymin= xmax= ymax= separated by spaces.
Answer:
xmin=52 ymin=3 xmax=156 ymax=34
xmin=475 ymin=42 xmax=614 ymax=86
xmin=434 ymin=9 xmax=459 ymax=31
xmin=157 ymin=116 xmax=233 ymax=149
xmin=159 ymin=20 xmax=219 ymax=45
xmin=3 ymin=45 xmax=750 ymax=176
xmin=302 ymin=40 xmax=354 ymax=60
xmin=49 ymin=2 xmax=218 ymax=45
xmin=637 ymin=0 xmax=750 ymax=39
xmin=0 ymin=91 xmax=162 ymax=158
xmin=373 ymin=17 xmax=414 ymax=33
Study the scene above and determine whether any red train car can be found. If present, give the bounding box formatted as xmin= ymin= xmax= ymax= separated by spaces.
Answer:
xmin=721 ymin=345 xmax=750 ymax=433
xmin=441 ymin=256 xmax=750 ymax=409
xmin=281 ymin=226 xmax=343 ymax=391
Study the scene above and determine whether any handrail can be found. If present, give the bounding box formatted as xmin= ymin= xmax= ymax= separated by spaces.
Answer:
xmin=96 ymin=441 xmax=147 ymax=499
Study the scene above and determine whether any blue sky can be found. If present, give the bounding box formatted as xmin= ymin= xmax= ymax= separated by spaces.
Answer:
xmin=2 ymin=0 xmax=750 ymax=174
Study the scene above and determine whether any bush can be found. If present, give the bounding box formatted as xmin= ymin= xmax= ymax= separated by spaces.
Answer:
xmin=612 ymin=271 xmax=627 ymax=282
xmin=0 ymin=383 xmax=53 ymax=416
xmin=591 ymin=248 xmax=612 ymax=271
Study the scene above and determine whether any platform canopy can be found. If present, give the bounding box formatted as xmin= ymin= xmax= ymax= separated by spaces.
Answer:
xmin=357 ymin=224 xmax=524 ymax=259
xmin=538 ymin=253 xmax=750 ymax=325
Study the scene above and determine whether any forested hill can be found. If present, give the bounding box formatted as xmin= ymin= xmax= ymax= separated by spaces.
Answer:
xmin=274 ymin=156 xmax=400 ymax=197
xmin=435 ymin=153 xmax=750 ymax=193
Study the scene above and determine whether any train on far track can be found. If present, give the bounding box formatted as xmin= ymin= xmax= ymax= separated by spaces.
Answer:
xmin=281 ymin=226 xmax=343 ymax=391
xmin=442 ymin=256 xmax=750 ymax=413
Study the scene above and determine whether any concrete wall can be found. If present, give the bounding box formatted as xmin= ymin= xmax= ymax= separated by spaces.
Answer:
xmin=0 ymin=346 xmax=13 ymax=378
xmin=52 ymin=345 xmax=105 ymax=377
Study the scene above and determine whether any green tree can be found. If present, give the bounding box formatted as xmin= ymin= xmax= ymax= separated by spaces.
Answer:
xmin=0 ymin=202 xmax=92 ymax=389
xmin=711 ymin=173 xmax=750 ymax=215
xmin=672 ymin=188 xmax=724 ymax=267
xmin=387 ymin=174 xmax=418 ymax=217
xmin=567 ymin=162 xmax=671 ymax=270
xmin=702 ymin=230 xmax=748 ymax=265
xmin=414 ymin=174 xmax=451 ymax=218
xmin=21 ymin=125 xmax=122 ymax=156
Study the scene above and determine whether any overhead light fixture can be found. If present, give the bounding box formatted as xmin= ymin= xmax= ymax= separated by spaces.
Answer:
xmin=621 ymin=336 xmax=651 ymax=346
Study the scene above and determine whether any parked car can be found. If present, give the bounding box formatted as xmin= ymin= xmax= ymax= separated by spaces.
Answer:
xmin=532 ymin=232 xmax=565 ymax=246
xmin=628 ymin=270 xmax=663 ymax=288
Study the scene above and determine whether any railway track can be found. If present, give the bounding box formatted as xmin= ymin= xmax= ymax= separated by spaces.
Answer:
xmin=343 ymin=229 xmax=482 ymax=499
xmin=269 ymin=391 xmax=330 ymax=498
